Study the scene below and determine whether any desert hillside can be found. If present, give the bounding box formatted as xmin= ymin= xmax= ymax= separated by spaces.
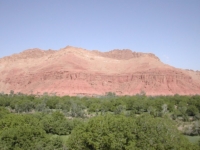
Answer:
xmin=0 ymin=46 xmax=199 ymax=96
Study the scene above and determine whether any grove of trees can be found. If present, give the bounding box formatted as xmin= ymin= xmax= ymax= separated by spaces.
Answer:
xmin=0 ymin=92 xmax=200 ymax=149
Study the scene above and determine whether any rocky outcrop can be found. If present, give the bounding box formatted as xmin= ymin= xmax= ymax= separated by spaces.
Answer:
xmin=0 ymin=46 xmax=199 ymax=96
xmin=93 ymin=49 xmax=160 ymax=61
xmin=0 ymin=49 xmax=55 ymax=63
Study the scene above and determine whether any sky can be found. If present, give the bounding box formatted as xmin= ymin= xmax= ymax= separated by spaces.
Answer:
xmin=0 ymin=0 xmax=200 ymax=70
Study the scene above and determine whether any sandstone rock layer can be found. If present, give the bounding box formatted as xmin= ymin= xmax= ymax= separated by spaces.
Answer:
xmin=0 ymin=46 xmax=199 ymax=96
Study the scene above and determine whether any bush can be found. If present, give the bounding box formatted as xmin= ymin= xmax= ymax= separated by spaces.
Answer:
xmin=67 ymin=114 xmax=195 ymax=150
xmin=67 ymin=115 xmax=136 ymax=150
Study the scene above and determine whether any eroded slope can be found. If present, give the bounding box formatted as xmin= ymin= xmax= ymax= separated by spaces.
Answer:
xmin=0 ymin=46 xmax=199 ymax=96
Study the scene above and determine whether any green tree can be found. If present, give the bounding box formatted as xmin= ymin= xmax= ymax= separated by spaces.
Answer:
xmin=135 ymin=114 xmax=193 ymax=149
xmin=67 ymin=114 xmax=195 ymax=150
xmin=67 ymin=115 xmax=136 ymax=150
xmin=0 ymin=125 xmax=46 ymax=149
xmin=0 ymin=107 xmax=10 ymax=119
xmin=186 ymin=105 xmax=199 ymax=116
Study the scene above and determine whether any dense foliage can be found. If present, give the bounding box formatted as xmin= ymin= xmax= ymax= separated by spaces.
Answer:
xmin=68 ymin=114 xmax=197 ymax=150
xmin=67 ymin=115 xmax=136 ymax=150
xmin=0 ymin=92 xmax=200 ymax=149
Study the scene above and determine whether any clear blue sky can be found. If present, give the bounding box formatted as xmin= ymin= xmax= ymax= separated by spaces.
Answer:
xmin=1 ymin=0 xmax=200 ymax=70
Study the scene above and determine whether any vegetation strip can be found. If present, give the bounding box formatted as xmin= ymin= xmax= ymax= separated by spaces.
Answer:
xmin=0 ymin=92 xmax=200 ymax=149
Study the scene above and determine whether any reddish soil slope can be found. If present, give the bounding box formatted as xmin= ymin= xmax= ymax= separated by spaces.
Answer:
xmin=0 ymin=46 xmax=199 ymax=96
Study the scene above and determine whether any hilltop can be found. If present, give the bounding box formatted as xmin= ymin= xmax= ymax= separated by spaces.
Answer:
xmin=0 ymin=46 xmax=199 ymax=96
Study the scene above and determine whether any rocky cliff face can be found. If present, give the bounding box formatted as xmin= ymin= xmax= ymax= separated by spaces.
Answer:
xmin=0 ymin=46 xmax=199 ymax=96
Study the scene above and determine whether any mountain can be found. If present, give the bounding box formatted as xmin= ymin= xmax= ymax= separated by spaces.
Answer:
xmin=0 ymin=46 xmax=199 ymax=96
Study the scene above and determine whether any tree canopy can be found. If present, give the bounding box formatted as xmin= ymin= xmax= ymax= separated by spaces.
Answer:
xmin=67 ymin=114 xmax=197 ymax=150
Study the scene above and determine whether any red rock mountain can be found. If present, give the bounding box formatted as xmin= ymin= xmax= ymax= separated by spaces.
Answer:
xmin=0 ymin=46 xmax=200 ymax=96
